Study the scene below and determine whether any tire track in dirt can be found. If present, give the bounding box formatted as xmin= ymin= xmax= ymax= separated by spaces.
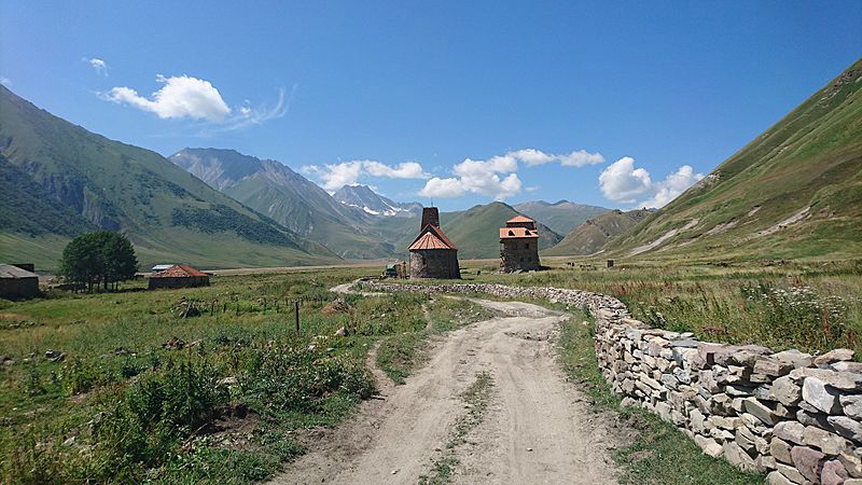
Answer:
xmin=269 ymin=287 xmax=618 ymax=485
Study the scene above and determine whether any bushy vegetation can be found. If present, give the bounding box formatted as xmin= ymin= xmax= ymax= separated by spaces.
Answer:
xmin=0 ymin=267 xmax=433 ymax=484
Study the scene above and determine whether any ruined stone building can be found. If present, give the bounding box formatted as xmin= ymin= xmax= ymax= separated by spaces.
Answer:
xmin=499 ymin=215 xmax=541 ymax=272
xmin=407 ymin=207 xmax=460 ymax=279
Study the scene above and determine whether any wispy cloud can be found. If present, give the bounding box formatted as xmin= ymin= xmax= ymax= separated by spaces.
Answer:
xmin=0 ymin=76 xmax=11 ymax=87
xmin=85 ymin=57 xmax=108 ymax=76
xmin=101 ymin=73 xmax=290 ymax=134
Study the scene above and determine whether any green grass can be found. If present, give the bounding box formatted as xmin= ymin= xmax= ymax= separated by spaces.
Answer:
xmin=414 ymin=258 xmax=862 ymax=356
xmin=558 ymin=311 xmax=764 ymax=485
xmin=0 ymin=266 xmax=448 ymax=485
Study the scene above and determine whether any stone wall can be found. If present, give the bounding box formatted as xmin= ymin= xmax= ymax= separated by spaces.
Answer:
xmin=363 ymin=280 xmax=862 ymax=485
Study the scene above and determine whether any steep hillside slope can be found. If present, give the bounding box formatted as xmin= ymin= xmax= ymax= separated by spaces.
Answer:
xmin=545 ymin=209 xmax=653 ymax=256
xmin=607 ymin=58 xmax=862 ymax=260
xmin=333 ymin=184 xmax=421 ymax=217
xmin=170 ymin=148 xmax=394 ymax=259
xmin=513 ymin=200 xmax=609 ymax=234
xmin=430 ymin=203 xmax=561 ymax=259
xmin=0 ymin=86 xmax=338 ymax=270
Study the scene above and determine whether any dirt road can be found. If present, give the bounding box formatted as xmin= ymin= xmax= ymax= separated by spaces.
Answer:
xmin=271 ymin=297 xmax=618 ymax=485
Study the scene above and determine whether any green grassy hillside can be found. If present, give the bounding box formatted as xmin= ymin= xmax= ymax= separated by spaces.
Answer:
xmin=513 ymin=200 xmax=609 ymax=234
xmin=606 ymin=58 xmax=862 ymax=261
xmin=545 ymin=209 xmax=652 ymax=256
xmin=0 ymin=86 xmax=339 ymax=271
xmin=441 ymin=202 xmax=562 ymax=259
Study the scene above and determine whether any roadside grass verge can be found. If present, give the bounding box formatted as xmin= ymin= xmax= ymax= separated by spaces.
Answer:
xmin=419 ymin=371 xmax=494 ymax=485
xmin=558 ymin=312 xmax=765 ymax=485
xmin=376 ymin=298 xmax=493 ymax=384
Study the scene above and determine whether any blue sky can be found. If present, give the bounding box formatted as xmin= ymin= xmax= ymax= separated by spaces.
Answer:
xmin=1 ymin=1 xmax=859 ymax=211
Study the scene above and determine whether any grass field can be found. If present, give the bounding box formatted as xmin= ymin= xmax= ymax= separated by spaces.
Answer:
xmin=3 ymin=256 xmax=859 ymax=484
xmin=0 ymin=266 xmax=415 ymax=484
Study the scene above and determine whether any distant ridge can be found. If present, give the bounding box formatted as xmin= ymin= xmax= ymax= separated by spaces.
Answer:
xmin=513 ymin=200 xmax=609 ymax=234
xmin=545 ymin=209 xmax=653 ymax=256
xmin=170 ymin=148 xmax=395 ymax=259
xmin=333 ymin=184 xmax=421 ymax=218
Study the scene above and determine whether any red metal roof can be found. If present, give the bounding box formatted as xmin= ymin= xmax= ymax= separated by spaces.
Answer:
xmin=408 ymin=224 xmax=457 ymax=251
xmin=506 ymin=215 xmax=535 ymax=224
xmin=500 ymin=227 xmax=539 ymax=239
xmin=150 ymin=264 xmax=209 ymax=278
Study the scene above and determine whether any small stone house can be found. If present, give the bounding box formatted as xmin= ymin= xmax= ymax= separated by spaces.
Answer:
xmin=148 ymin=264 xmax=210 ymax=290
xmin=499 ymin=215 xmax=541 ymax=272
xmin=0 ymin=264 xmax=40 ymax=299
xmin=408 ymin=207 xmax=460 ymax=279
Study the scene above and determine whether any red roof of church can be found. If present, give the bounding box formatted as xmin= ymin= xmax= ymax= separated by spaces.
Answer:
xmin=499 ymin=227 xmax=540 ymax=239
xmin=506 ymin=215 xmax=535 ymax=224
xmin=408 ymin=224 xmax=457 ymax=251
xmin=150 ymin=264 xmax=209 ymax=278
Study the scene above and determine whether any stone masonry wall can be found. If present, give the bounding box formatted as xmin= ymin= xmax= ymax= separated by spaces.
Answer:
xmin=363 ymin=280 xmax=862 ymax=485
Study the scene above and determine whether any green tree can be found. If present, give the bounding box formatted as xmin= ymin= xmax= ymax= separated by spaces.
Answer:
xmin=59 ymin=231 xmax=138 ymax=292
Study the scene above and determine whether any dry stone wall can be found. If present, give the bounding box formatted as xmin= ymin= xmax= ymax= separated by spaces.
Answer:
xmin=364 ymin=280 xmax=862 ymax=485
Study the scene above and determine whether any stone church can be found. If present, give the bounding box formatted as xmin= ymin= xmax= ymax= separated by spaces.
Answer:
xmin=407 ymin=207 xmax=460 ymax=279
xmin=499 ymin=215 xmax=540 ymax=272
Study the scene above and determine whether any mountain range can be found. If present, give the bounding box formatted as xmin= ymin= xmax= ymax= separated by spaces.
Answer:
xmin=333 ymin=184 xmax=421 ymax=217
xmin=2 ymin=58 xmax=859 ymax=269
xmin=513 ymin=200 xmax=609 ymax=234
xmin=169 ymin=148 xmax=397 ymax=259
xmin=0 ymin=85 xmax=338 ymax=270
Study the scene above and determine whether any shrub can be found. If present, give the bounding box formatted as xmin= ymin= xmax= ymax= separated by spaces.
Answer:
xmin=240 ymin=345 xmax=374 ymax=416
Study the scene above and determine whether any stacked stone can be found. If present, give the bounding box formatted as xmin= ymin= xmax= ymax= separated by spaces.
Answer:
xmin=363 ymin=280 xmax=862 ymax=484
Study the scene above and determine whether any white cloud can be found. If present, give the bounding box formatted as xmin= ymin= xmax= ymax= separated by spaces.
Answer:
xmin=102 ymin=74 xmax=231 ymax=121
xmin=418 ymin=147 xmax=601 ymax=201
xmin=509 ymin=148 xmax=605 ymax=167
xmin=87 ymin=58 xmax=108 ymax=76
xmin=364 ymin=160 xmax=428 ymax=179
xmin=598 ymin=157 xmax=703 ymax=208
xmin=304 ymin=159 xmax=430 ymax=191
xmin=641 ymin=165 xmax=704 ymax=208
xmin=419 ymin=155 xmax=523 ymax=200
xmin=0 ymin=76 xmax=10 ymax=87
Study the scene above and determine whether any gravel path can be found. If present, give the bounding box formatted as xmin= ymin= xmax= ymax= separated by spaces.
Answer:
xmin=269 ymin=294 xmax=618 ymax=485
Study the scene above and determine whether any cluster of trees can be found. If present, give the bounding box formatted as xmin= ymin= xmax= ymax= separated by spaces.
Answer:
xmin=60 ymin=231 xmax=138 ymax=292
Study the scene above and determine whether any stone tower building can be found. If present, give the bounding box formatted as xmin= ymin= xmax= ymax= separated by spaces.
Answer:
xmin=499 ymin=215 xmax=540 ymax=272
xmin=408 ymin=207 xmax=460 ymax=279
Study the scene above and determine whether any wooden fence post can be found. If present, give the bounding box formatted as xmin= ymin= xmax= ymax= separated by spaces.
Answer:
xmin=294 ymin=300 xmax=300 ymax=334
